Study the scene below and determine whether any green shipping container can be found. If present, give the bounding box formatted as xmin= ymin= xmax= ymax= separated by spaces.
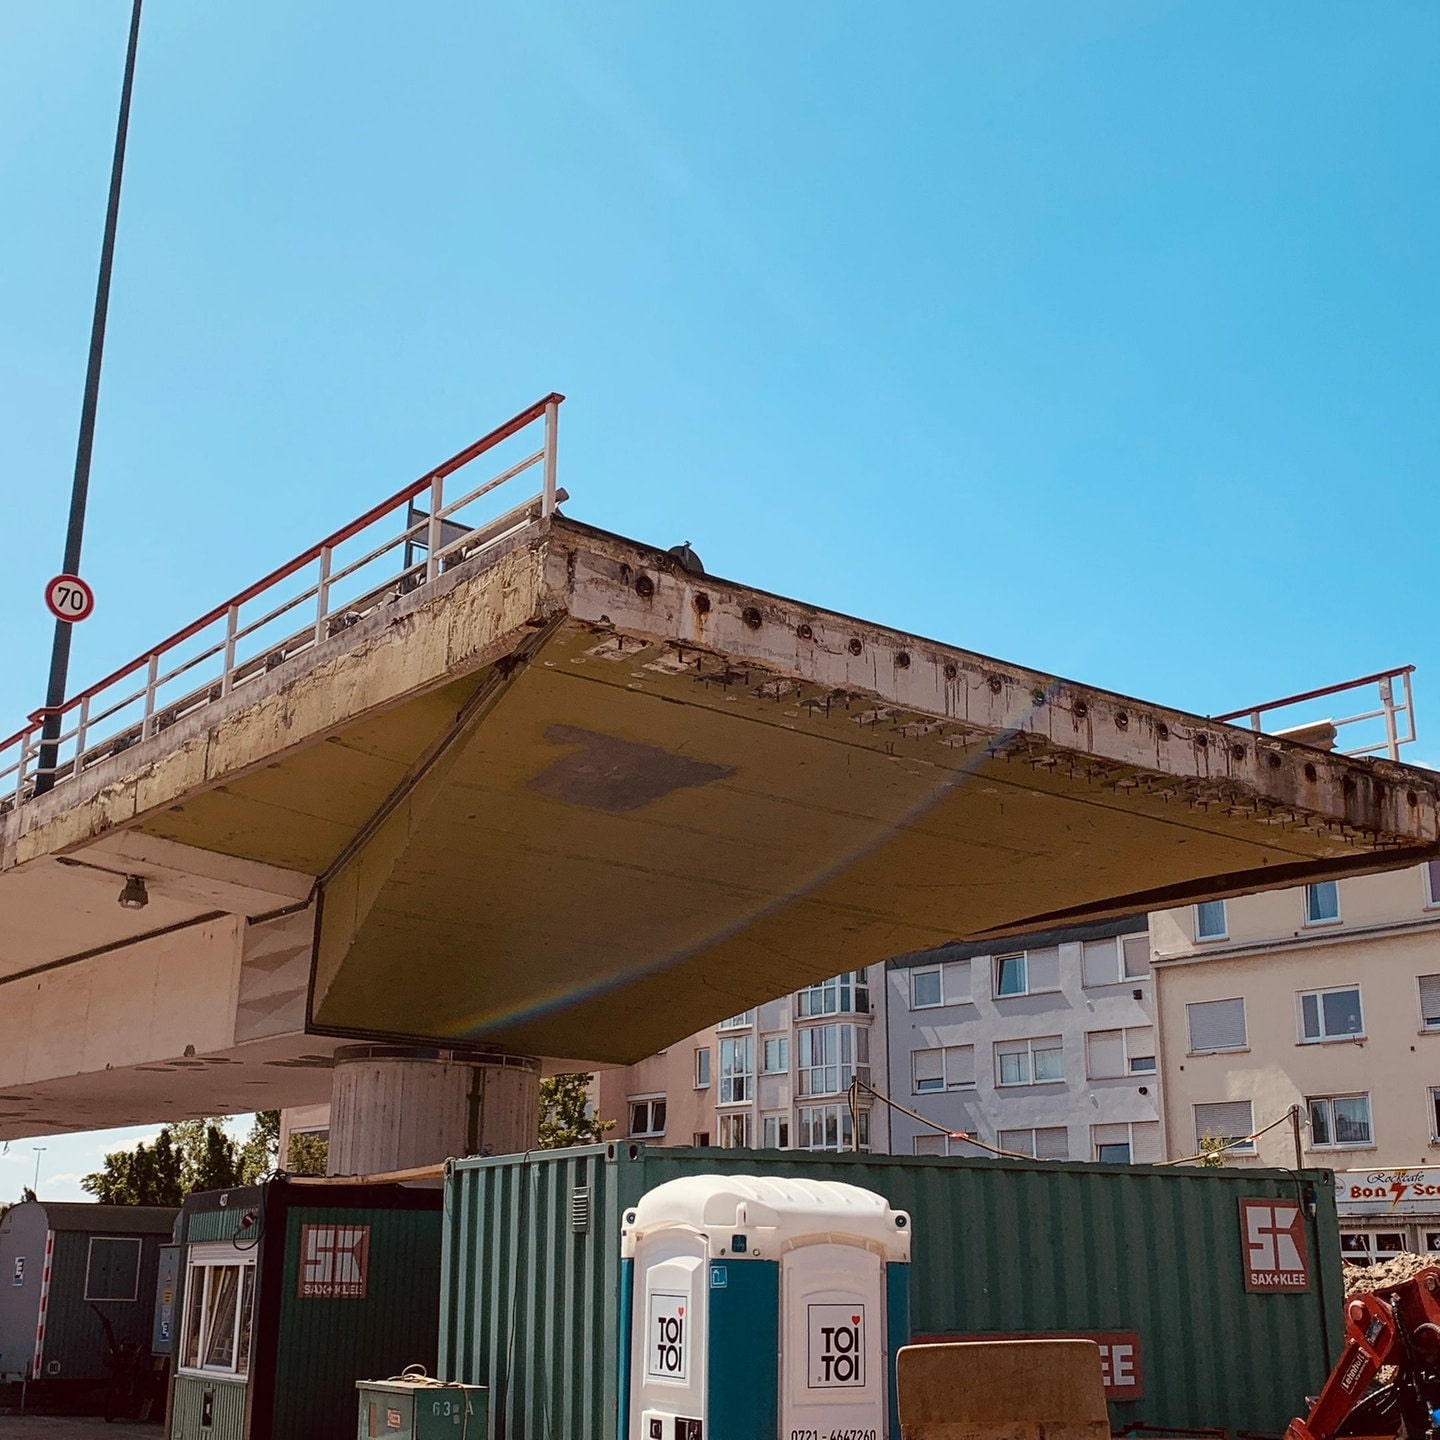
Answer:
xmin=170 ymin=1178 xmax=442 ymax=1440
xmin=440 ymin=1144 xmax=1342 ymax=1440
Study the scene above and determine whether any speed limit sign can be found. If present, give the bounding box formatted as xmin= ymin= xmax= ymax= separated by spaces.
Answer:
xmin=45 ymin=574 xmax=95 ymax=623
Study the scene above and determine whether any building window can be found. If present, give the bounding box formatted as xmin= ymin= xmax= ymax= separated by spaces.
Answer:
xmin=761 ymin=1036 xmax=789 ymax=1074
xmin=718 ymin=1010 xmax=755 ymax=1030
xmin=717 ymin=1112 xmax=751 ymax=1149
xmin=1092 ymin=1121 xmax=1161 ymax=1165
xmin=796 ymin=1104 xmax=869 ymax=1152
xmin=628 ymin=1096 xmax=667 ymax=1138
xmin=798 ymin=970 xmax=870 ymax=1018
xmin=1426 ymin=860 xmax=1440 ymax=908
xmin=1081 ymin=934 xmax=1152 ymax=987
xmin=1299 ymin=985 xmax=1363 ymax=1043
xmin=1193 ymin=1100 xmax=1255 ymax=1155
xmin=997 ymin=1127 xmax=1069 ymax=1160
xmin=761 ymin=1113 xmax=790 ymax=1149
xmin=1420 ymin=975 xmax=1440 ymax=1031
xmin=910 ymin=960 xmax=972 ymax=1008
xmin=1085 ymin=1027 xmax=1156 ymax=1080
xmin=693 ymin=1131 xmax=710 ymax=1147
xmin=1305 ymin=881 xmax=1341 ymax=926
xmin=910 ymin=967 xmax=943 ymax=1009
xmin=180 ymin=1251 xmax=257 ymax=1377
xmin=719 ymin=1035 xmax=754 ymax=1104
xmin=1194 ymin=900 xmax=1227 ymax=941
xmin=797 ymin=1024 xmax=869 ymax=1097
xmin=1308 ymin=1094 xmax=1372 ymax=1148
xmin=912 ymin=1044 xmax=976 ymax=1094
xmin=694 ymin=1047 xmax=711 ymax=1089
xmin=993 ymin=946 xmax=1060 ymax=999
xmin=1342 ymin=1232 xmax=1410 ymax=1267
xmin=1430 ymin=1087 xmax=1440 ymax=1141
xmin=1186 ymin=997 xmax=1247 ymax=1054
xmin=85 ymin=1238 xmax=141 ymax=1302
xmin=995 ymin=1036 xmax=1063 ymax=1086
xmin=913 ymin=1133 xmax=948 ymax=1157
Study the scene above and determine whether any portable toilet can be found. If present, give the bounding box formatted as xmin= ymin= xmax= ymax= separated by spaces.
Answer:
xmin=619 ymin=1174 xmax=911 ymax=1440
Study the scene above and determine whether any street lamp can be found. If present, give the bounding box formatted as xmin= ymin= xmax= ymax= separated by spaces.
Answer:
xmin=35 ymin=0 xmax=145 ymax=794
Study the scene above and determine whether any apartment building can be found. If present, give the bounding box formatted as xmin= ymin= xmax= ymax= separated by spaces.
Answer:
xmin=883 ymin=915 xmax=1159 ymax=1163
xmin=1151 ymin=859 xmax=1440 ymax=1262
xmin=593 ymin=967 xmax=890 ymax=1153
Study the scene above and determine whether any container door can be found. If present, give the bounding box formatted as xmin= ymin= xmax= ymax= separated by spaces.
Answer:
xmin=780 ymin=1243 xmax=886 ymax=1440
xmin=629 ymin=1233 xmax=707 ymax=1440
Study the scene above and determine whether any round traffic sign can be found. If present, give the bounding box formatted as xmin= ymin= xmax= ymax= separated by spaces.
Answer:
xmin=45 ymin=574 xmax=95 ymax=623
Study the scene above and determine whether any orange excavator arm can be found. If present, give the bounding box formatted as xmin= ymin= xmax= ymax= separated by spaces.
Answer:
xmin=1288 ymin=1270 xmax=1440 ymax=1440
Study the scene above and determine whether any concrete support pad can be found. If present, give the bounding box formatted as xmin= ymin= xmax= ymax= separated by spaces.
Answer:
xmin=326 ymin=1045 xmax=540 ymax=1174
xmin=896 ymin=1340 xmax=1109 ymax=1440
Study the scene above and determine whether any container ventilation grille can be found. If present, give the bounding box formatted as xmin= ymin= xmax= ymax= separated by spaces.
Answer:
xmin=570 ymin=1185 xmax=591 ymax=1233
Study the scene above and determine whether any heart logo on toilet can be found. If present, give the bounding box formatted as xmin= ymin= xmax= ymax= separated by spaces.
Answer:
xmin=677 ymin=1307 xmax=684 ymax=1316
xmin=851 ymin=1315 xmax=860 ymax=1325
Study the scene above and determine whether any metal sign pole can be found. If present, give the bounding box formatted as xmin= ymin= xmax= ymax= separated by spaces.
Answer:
xmin=35 ymin=0 xmax=144 ymax=795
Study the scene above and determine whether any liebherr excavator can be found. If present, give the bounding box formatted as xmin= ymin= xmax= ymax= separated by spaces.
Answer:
xmin=1289 ymin=1269 xmax=1440 ymax=1440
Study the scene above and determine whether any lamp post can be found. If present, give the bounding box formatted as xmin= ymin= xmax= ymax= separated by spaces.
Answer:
xmin=32 ymin=1147 xmax=46 ymax=1193
xmin=35 ymin=0 xmax=144 ymax=795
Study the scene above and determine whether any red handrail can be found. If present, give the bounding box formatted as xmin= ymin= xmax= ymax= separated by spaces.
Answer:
xmin=1213 ymin=665 xmax=1414 ymax=723
xmin=2 ymin=393 xmax=563 ymax=755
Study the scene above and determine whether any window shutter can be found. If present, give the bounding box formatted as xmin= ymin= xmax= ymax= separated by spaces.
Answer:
xmin=913 ymin=1049 xmax=943 ymax=1087
xmin=1419 ymin=975 xmax=1440 ymax=1027
xmin=914 ymin=1134 xmax=946 ymax=1156
xmin=997 ymin=1129 xmax=1036 ymax=1157
xmin=1131 ymin=1122 xmax=1162 ymax=1164
xmin=1086 ymin=1030 xmax=1125 ymax=1079
xmin=943 ymin=959 xmax=972 ymax=1003
xmin=1028 ymin=946 xmax=1061 ymax=991
xmin=1092 ymin=1123 xmax=1128 ymax=1149
xmin=945 ymin=1045 xmax=975 ymax=1088
xmin=1034 ymin=1127 xmax=1069 ymax=1160
xmin=1194 ymin=1100 xmax=1253 ymax=1145
xmin=1126 ymin=1026 xmax=1156 ymax=1061
xmin=1081 ymin=939 xmax=1117 ymax=987
xmin=1187 ymin=998 xmax=1246 ymax=1052
xmin=1122 ymin=934 xmax=1151 ymax=978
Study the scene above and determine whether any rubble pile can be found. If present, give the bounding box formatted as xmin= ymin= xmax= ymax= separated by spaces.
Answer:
xmin=1343 ymin=1252 xmax=1434 ymax=1296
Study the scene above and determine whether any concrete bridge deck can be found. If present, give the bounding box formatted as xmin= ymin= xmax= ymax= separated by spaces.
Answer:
xmin=2 ymin=413 xmax=1436 ymax=1139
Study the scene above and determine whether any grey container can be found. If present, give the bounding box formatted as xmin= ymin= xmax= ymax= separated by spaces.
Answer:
xmin=440 ymin=1144 xmax=1342 ymax=1440
xmin=0 ymin=1199 xmax=178 ymax=1385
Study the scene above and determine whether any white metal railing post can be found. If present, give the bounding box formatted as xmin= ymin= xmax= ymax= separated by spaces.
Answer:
xmin=76 ymin=694 xmax=91 ymax=772
xmin=141 ymin=653 xmax=160 ymax=740
xmin=1380 ymin=676 xmax=1400 ymax=761
xmin=315 ymin=546 xmax=332 ymax=645
xmin=1249 ymin=709 xmax=1261 ymax=732
xmin=221 ymin=604 xmax=239 ymax=696
xmin=1403 ymin=668 xmax=1417 ymax=746
xmin=426 ymin=476 xmax=443 ymax=583
xmin=542 ymin=399 xmax=559 ymax=516
xmin=16 ymin=729 xmax=31 ymax=798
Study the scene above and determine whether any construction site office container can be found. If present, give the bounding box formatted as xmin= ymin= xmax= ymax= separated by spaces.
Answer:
xmin=0 ymin=1200 xmax=178 ymax=1387
xmin=169 ymin=1176 xmax=442 ymax=1440
xmin=440 ymin=1144 xmax=1342 ymax=1440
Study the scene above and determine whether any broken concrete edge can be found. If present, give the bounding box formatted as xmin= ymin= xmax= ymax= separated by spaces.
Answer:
xmin=4 ymin=513 xmax=1437 ymax=878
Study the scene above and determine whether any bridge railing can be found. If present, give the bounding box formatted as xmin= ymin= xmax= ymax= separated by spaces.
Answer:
xmin=0 ymin=394 xmax=564 ymax=813
xmin=1214 ymin=665 xmax=1416 ymax=761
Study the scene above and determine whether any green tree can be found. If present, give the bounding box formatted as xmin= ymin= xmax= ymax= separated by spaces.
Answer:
xmin=538 ymin=1074 xmax=613 ymax=1149
xmin=82 ymin=1129 xmax=185 ymax=1205
xmin=238 ymin=1112 xmax=280 ymax=1183
xmin=286 ymin=1131 xmax=329 ymax=1176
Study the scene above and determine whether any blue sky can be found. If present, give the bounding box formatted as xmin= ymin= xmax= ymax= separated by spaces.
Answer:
xmin=2 ymin=3 xmax=1437 ymax=1198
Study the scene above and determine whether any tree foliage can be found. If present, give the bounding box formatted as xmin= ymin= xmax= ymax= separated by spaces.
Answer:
xmin=286 ymin=1131 xmax=329 ymax=1176
xmin=81 ymin=1112 xmax=281 ymax=1204
xmin=538 ymin=1074 xmax=613 ymax=1149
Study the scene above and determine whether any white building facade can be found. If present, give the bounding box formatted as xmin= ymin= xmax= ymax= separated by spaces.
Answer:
xmin=883 ymin=916 xmax=1159 ymax=1162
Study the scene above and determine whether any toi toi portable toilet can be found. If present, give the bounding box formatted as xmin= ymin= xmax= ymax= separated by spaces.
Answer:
xmin=619 ymin=1175 xmax=911 ymax=1440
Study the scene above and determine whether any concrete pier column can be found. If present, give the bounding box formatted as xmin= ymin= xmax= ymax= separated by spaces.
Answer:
xmin=326 ymin=1044 xmax=541 ymax=1176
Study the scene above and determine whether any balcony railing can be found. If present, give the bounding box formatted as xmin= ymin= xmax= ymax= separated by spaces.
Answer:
xmin=1 ymin=394 xmax=564 ymax=813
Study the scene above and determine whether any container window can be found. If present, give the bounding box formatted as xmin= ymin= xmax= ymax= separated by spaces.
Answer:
xmin=180 ymin=1255 xmax=258 ymax=1378
xmin=85 ymin=1237 xmax=141 ymax=1302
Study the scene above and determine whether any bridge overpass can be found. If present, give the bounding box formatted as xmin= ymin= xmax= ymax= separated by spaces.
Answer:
xmin=3 ymin=397 xmax=1437 ymax=1168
